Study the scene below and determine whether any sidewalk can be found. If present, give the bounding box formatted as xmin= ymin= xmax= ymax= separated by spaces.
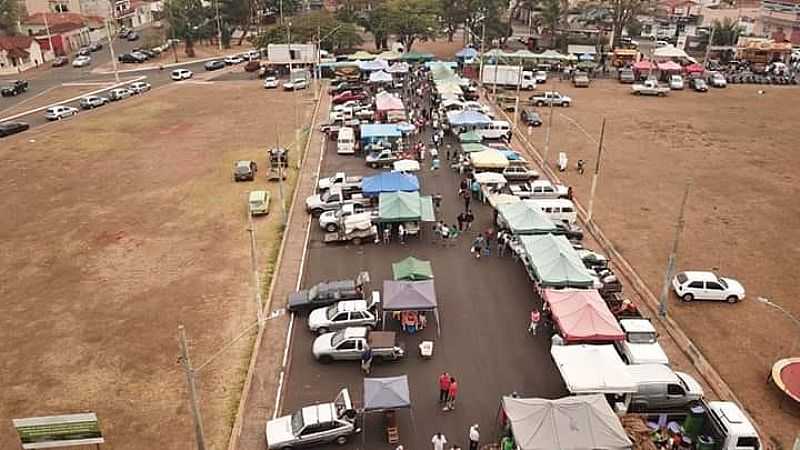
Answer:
xmin=229 ymin=89 xmax=330 ymax=450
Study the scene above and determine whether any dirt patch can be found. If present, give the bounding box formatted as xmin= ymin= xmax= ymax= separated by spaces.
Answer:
xmin=524 ymin=79 xmax=800 ymax=447
xmin=0 ymin=80 xmax=315 ymax=449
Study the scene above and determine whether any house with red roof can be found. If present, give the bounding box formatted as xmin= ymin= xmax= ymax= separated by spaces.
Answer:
xmin=20 ymin=12 xmax=93 ymax=56
xmin=0 ymin=36 xmax=46 ymax=75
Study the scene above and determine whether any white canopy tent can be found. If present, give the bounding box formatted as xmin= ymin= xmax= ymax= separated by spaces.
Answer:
xmin=550 ymin=344 xmax=636 ymax=395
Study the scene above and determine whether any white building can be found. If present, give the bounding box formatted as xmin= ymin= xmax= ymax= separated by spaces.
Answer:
xmin=267 ymin=43 xmax=318 ymax=64
xmin=0 ymin=36 xmax=46 ymax=75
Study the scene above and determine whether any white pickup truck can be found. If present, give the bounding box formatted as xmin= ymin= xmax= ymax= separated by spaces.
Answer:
xmin=312 ymin=327 xmax=405 ymax=363
xmin=305 ymin=187 xmax=371 ymax=217
xmin=631 ymin=79 xmax=670 ymax=96
xmin=615 ymin=318 xmax=670 ymax=365
xmin=508 ymin=180 xmax=569 ymax=200
xmin=319 ymin=203 xmax=377 ymax=232
xmin=642 ymin=401 xmax=761 ymax=450
xmin=318 ymin=172 xmax=363 ymax=192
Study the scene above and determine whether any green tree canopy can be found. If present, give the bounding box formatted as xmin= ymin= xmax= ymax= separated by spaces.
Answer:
xmin=0 ymin=0 xmax=26 ymax=35
xmin=711 ymin=17 xmax=743 ymax=46
xmin=384 ymin=0 xmax=439 ymax=51
xmin=165 ymin=0 xmax=214 ymax=56
xmin=252 ymin=11 xmax=363 ymax=51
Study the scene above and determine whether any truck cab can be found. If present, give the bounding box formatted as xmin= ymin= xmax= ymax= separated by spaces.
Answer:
xmin=365 ymin=149 xmax=397 ymax=168
xmin=312 ymin=327 xmax=405 ymax=363
xmin=616 ymin=318 xmax=670 ymax=365
xmin=319 ymin=203 xmax=373 ymax=232
xmin=305 ymin=187 xmax=367 ymax=217
xmin=265 ymin=389 xmax=358 ymax=449
xmin=529 ymin=91 xmax=572 ymax=107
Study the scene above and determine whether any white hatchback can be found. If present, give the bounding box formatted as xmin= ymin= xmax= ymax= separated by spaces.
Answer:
xmin=171 ymin=68 xmax=193 ymax=81
xmin=44 ymin=105 xmax=78 ymax=120
xmin=263 ymin=76 xmax=279 ymax=89
xmin=672 ymin=271 xmax=745 ymax=303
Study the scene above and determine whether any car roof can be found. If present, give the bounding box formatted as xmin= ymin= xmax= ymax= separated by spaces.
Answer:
xmin=342 ymin=327 xmax=368 ymax=339
xmin=619 ymin=318 xmax=656 ymax=333
xmin=236 ymin=160 xmax=253 ymax=166
xmin=300 ymin=403 xmax=336 ymax=426
xmin=627 ymin=364 xmax=679 ymax=383
xmin=680 ymin=271 xmax=718 ymax=282
xmin=707 ymin=402 xmax=758 ymax=435
xmin=335 ymin=300 xmax=368 ymax=313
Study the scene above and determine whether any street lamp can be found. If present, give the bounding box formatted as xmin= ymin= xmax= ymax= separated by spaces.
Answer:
xmin=757 ymin=296 xmax=800 ymax=357
xmin=475 ymin=14 xmax=487 ymax=91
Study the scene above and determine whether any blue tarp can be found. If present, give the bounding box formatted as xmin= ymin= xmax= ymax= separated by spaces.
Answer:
xmin=361 ymin=124 xmax=402 ymax=139
xmin=362 ymin=172 xmax=420 ymax=197
xmin=456 ymin=48 xmax=478 ymax=59
xmin=500 ymin=150 xmax=522 ymax=160
xmin=447 ymin=110 xmax=492 ymax=126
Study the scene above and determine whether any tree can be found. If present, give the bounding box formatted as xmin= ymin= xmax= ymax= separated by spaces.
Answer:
xmin=251 ymin=11 xmax=363 ymax=51
xmin=383 ymin=0 xmax=439 ymax=51
xmin=0 ymin=0 xmax=26 ymax=35
xmin=439 ymin=0 xmax=468 ymax=42
xmin=256 ymin=0 xmax=300 ymax=22
xmin=362 ymin=5 xmax=393 ymax=49
xmin=624 ymin=17 xmax=642 ymax=37
xmin=605 ymin=0 xmax=651 ymax=48
xmin=220 ymin=0 xmax=252 ymax=46
xmin=540 ymin=0 xmax=563 ymax=43
xmin=711 ymin=17 xmax=743 ymax=46
xmin=165 ymin=0 xmax=213 ymax=57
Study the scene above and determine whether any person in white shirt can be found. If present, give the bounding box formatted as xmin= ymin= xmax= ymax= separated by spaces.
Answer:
xmin=432 ymin=432 xmax=447 ymax=450
xmin=468 ymin=424 xmax=480 ymax=450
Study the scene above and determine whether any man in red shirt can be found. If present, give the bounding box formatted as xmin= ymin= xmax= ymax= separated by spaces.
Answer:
xmin=438 ymin=372 xmax=451 ymax=404
xmin=446 ymin=377 xmax=458 ymax=411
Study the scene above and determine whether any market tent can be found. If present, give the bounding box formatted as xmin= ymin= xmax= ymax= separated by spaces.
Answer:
xmin=684 ymin=63 xmax=705 ymax=74
xmin=487 ymin=193 xmax=521 ymax=208
xmin=359 ymin=58 xmax=390 ymax=71
xmin=436 ymin=82 xmax=464 ymax=97
xmin=393 ymin=159 xmax=420 ymax=172
xmin=496 ymin=202 xmax=558 ymax=235
xmin=461 ymin=143 xmax=492 ymax=153
xmin=375 ymin=92 xmax=405 ymax=112
xmin=657 ymin=60 xmax=682 ymax=71
xmin=362 ymin=172 xmax=420 ymax=197
xmin=349 ymin=50 xmax=376 ymax=60
xmin=474 ymin=172 xmax=507 ymax=185
xmin=377 ymin=50 xmax=401 ymax=61
xmin=361 ymin=124 xmax=402 ymax=139
xmin=539 ymin=49 xmax=567 ymax=60
xmin=502 ymin=395 xmax=632 ymax=450
xmin=392 ymin=256 xmax=434 ymax=281
xmin=400 ymin=51 xmax=434 ymax=62
xmin=470 ymin=149 xmax=510 ymax=169
xmin=550 ymin=344 xmax=636 ymax=394
xmin=542 ymin=289 xmax=624 ymax=343
xmin=567 ymin=44 xmax=597 ymax=56
xmin=500 ymin=150 xmax=522 ymax=161
xmin=382 ymin=279 xmax=439 ymax=334
xmin=363 ymin=376 xmax=411 ymax=411
xmin=387 ymin=62 xmax=410 ymax=73
xmin=632 ymin=60 xmax=655 ymax=71
xmin=378 ymin=191 xmax=435 ymax=222
xmin=456 ymin=47 xmax=478 ymax=59
xmin=448 ymin=110 xmax=492 ymax=127
xmin=579 ymin=53 xmax=595 ymax=61
xmin=518 ymin=234 xmax=595 ymax=288
xmin=459 ymin=130 xmax=483 ymax=143
xmin=369 ymin=70 xmax=394 ymax=83
xmin=653 ymin=45 xmax=689 ymax=59
xmin=395 ymin=122 xmax=415 ymax=133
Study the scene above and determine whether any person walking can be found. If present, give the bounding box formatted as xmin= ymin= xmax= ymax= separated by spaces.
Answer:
xmin=432 ymin=432 xmax=448 ymax=450
xmin=497 ymin=230 xmax=507 ymax=256
xmin=457 ymin=211 xmax=467 ymax=231
xmin=399 ymin=223 xmax=406 ymax=244
xmin=471 ymin=235 xmax=484 ymax=259
xmin=465 ymin=210 xmax=474 ymax=231
xmin=438 ymin=372 xmax=451 ymax=404
xmin=445 ymin=377 xmax=458 ymax=410
xmin=462 ymin=189 xmax=471 ymax=210
xmin=383 ymin=227 xmax=391 ymax=245
xmin=484 ymin=228 xmax=495 ymax=256
xmin=528 ymin=308 xmax=541 ymax=335
xmin=360 ymin=346 xmax=373 ymax=375
xmin=468 ymin=424 xmax=480 ymax=450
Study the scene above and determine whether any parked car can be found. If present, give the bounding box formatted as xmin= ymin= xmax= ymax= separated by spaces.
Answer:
xmin=263 ymin=76 xmax=279 ymax=89
xmin=572 ymin=72 xmax=590 ymax=87
xmin=628 ymin=365 xmax=704 ymax=411
xmin=521 ymin=109 xmax=542 ymax=126
xmin=283 ymin=79 xmax=308 ymax=91
xmin=118 ymin=53 xmax=146 ymax=63
xmin=332 ymin=90 xmax=366 ymax=104
xmin=234 ymin=160 xmax=258 ymax=181
xmin=502 ymin=165 xmax=539 ymax=181
xmin=129 ymin=81 xmax=152 ymax=94
xmin=127 ymin=31 xmax=140 ymax=41
xmin=109 ymin=88 xmax=133 ymax=101
xmin=631 ymin=79 xmax=670 ymax=96
xmin=529 ymin=91 xmax=572 ymax=107
xmin=77 ymin=47 xmax=91 ymax=56
xmin=691 ymin=78 xmax=708 ymax=92
xmin=118 ymin=29 xmax=131 ymax=39
xmin=264 ymin=389 xmax=357 ymax=450
xmin=72 ymin=55 xmax=91 ymax=67
xmin=224 ymin=55 xmax=244 ymax=65
xmin=672 ymin=271 xmax=745 ymax=303
xmin=619 ymin=68 xmax=635 ymax=83
xmin=248 ymin=190 xmax=271 ymax=216
xmin=0 ymin=121 xmax=30 ymax=137
xmin=133 ymin=48 xmax=156 ymax=58
xmin=288 ymin=272 xmax=370 ymax=313
xmin=308 ymin=294 xmax=381 ymax=334
xmin=52 ymin=56 xmax=69 ymax=67
xmin=79 ymin=95 xmax=110 ymax=109
xmin=312 ymin=328 xmax=405 ymax=363
xmin=616 ymin=318 xmax=670 ymax=365
xmin=204 ymin=60 xmax=226 ymax=71
xmin=709 ymin=71 xmax=727 ymax=88
xmin=534 ymin=70 xmax=547 ymax=84
xmin=669 ymin=74 xmax=684 ymax=90
xmin=243 ymin=49 xmax=261 ymax=60
xmin=1 ymin=80 xmax=29 ymax=97
xmin=89 ymin=42 xmax=103 ymax=52
xmin=171 ymin=68 xmax=193 ymax=80
xmin=44 ymin=105 xmax=78 ymax=120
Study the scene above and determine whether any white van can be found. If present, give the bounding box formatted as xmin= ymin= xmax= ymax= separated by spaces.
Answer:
xmin=248 ymin=191 xmax=270 ymax=216
xmin=337 ymin=127 xmax=356 ymax=154
xmin=477 ymin=120 xmax=512 ymax=141
xmin=526 ymin=198 xmax=577 ymax=224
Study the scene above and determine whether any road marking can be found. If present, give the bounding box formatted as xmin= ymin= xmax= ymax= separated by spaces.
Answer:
xmin=61 ymin=81 xmax=118 ymax=87
xmin=0 ymin=86 xmax=59 ymax=116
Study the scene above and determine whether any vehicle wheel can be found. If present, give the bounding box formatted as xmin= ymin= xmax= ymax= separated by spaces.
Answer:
xmin=563 ymin=102 xmax=570 ymax=107
xmin=681 ymin=293 xmax=694 ymax=302
xmin=317 ymin=327 xmax=329 ymax=334
xmin=325 ymin=224 xmax=338 ymax=232
xmin=318 ymin=355 xmax=333 ymax=364
xmin=536 ymin=101 xmax=544 ymax=106
xmin=352 ymin=237 xmax=362 ymax=245
xmin=658 ymin=92 xmax=666 ymax=97
xmin=336 ymin=435 xmax=348 ymax=445
xmin=281 ymin=446 xmax=293 ymax=450
xmin=726 ymin=295 xmax=739 ymax=304
xmin=57 ymin=116 xmax=62 ymax=120
xmin=311 ymin=208 xmax=324 ymax=217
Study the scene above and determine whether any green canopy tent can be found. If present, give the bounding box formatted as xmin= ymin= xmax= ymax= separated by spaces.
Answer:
xmin=378 ymin=191 xmax=435 ymax=223
xmin=400 ymin=51 xmax=435 ymax=62
xmin=497 ymin=202 xmax=559 ymax=235
xmin=459 ymin=131 xmax=482 ymax=143
xmin=349 ymin=50 xmax=376 ymax=60
xmin=461 ymin=143 xmax=492 ymax=153
xmin=392 ymin=256 xmax=434 ymax=281
xmin=518 ymin=234 xmax=595 ymax=288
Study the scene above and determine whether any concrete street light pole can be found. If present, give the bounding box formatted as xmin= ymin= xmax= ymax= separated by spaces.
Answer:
xmin=104 ymin=18 xmax=120 ymax=83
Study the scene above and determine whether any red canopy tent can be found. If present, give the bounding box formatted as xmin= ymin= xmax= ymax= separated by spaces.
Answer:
xmin=657 ymin=61 xmax=682 ymax=72
xmin=683 ymin=63 xmax=705 ymax=75
xmin=543 ymin=289 xmax=624 ymax=343
xmin=632 ymin=60 xmax=655 ymax=71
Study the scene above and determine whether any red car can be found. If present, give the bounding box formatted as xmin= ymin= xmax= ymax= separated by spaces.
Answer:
xmin=332 ymin=90 xmax=367 ymax=104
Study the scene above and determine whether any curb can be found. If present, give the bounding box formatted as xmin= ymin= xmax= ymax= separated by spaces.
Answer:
xmin=91 ymin=52 xmax=253 ymax=75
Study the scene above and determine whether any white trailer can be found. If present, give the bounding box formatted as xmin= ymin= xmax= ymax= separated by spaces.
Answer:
xmin=481 ymin=65 xmax=536 ymax=90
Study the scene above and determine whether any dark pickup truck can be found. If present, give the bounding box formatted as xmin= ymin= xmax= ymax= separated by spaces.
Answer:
xmin=1 ymin=80 xmax=29 ymax=97
xmin=288 ymin=272 xmax=370 ymax=313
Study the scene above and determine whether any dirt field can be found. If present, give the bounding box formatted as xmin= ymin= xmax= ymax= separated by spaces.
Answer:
xmin=524 ymin=79 xmax=800 ymax=448
xmin=0 ymin=79 xmax=314 ymax=449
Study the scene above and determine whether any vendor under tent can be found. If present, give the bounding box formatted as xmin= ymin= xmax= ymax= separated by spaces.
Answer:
xmin=349 ymin=50 xmax=376 ymax=60
xmin=382 ymin=280 xmax=440 ymax=335
xmin=447 ymin=110 xmax=492 ymax=127
xmin=362 ymin=376 xmax=415 ymax=445
xmin=496 ymin=202 xmax=558 ymax=235
xmin=653 ymin=45 xmax=689 ymax=60
xmin=474 ymin=172 xmax=507 ymax=201
xmin=362 ymin=172 xmax=419 ymax=197
xmin=378 ymin=191 xmax=436 ymax=234
xmin=459 ymin=130 xmax=482 ymax=143
xmin=656 ymin=60 xmax=681 ymax=72
xmin=501 ymin=395 xmax=632 ymax=450
xmin=542 ymin=289 xmax=624 ymax=343
xmin=550 ymin=344 xmax=637 ymax=395
xmin=470 ymin=149 xmax=510 ymax=170
xmin=518 ymin=234 xmax=595 ymax=288
xmin=392 ymin=256 xmax=433 ymax=281
xmin=369 ymin=70 xmax=394 ymax=83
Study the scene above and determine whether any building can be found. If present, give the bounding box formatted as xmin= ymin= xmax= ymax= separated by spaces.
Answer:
xmin=0 ymin=36 xmax=46 ymax=75
xmin=20 ymin=13 xmax=94 ymax=55
xmin=759 ymin=0 xmax=800 ymax=43
xmin=112 ymin=0 xmax=158 ymax=28
xmin=267 ymin=43 xmax=318 ymax=65
xmin=23 ymin=0 xmax=113 ymax=17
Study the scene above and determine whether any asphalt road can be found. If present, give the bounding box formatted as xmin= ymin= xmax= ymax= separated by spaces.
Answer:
xmin=278 ymin=83 xmax=568 ymax=450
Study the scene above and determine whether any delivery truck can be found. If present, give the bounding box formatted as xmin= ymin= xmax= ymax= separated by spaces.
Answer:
xmin=481 ymin=65 xmax=537 ymax=90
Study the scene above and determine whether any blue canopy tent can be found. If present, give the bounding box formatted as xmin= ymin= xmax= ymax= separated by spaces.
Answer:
xmin=362 ymin=172 xmax=420 ymax=197
xmin=447 ymin=110 xmax=492 ymax=127
xmin=361 ymin=124 xmax=402 ymax=140
xmin=500 ymin=150 xmax=522 ymax=161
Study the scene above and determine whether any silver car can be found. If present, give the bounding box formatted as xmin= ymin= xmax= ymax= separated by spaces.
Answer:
xmin=307 ymin=294 xmax=380 ymax=334
xmin=129 ymin=81 xmax=151 ymax=94
xmin=265 ymin=389 xmax=357 ymax=450
xmin=79 ymin=95 xmax=109 ymax=109
xmin=44 ymin=105 xmax=78 ymax=120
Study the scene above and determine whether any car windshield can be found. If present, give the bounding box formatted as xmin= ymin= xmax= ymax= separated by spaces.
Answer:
xmin=676 ymin=272 xmax=688 ymax=284
xmin=325 ymin=304 xmax=339 ymax=320
xmin=235 ymin=165 xmax=249 ymax=174
xmin=290 ymin=410 xmax=304 ymax=435
xmin=330 ymin=329 xmax=346 ymax=347
xmin=308 ymin=285 xmax=319 ymax=300
xmin=717 ymin=277 xmax=728 ymax=288
xmin=628 ymin=331 xmax=656 ymax=344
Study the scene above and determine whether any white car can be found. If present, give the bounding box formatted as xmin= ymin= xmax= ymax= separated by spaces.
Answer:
xmin=534 ymin=70 xmax=547 ymax=84
xmin=462 ymin=101 xmax=491 ymax=115
xmin=44 ymin=105 xmax=78 ymax=120
xmin=129 ymin=81 xmax=151 ymax=94
xmin=72 ymin=55 xmax=91 ymax=67
xmin=171 ymin=68 xmax=193 ymax=80
xmin=672 ymin=271 xmax=745 ymax=303
xmin=308 ymin=296 xmax=380 ymax=334
xmin=109 ymin=88 xmax=133 ymax=101
xmin=669 ymin=74 xmax=684 ymax=90
xmin=79 ymin=95 xmax=109 ymax=109
xmin=616 ymin=319 xmax=670 ymax=365
xmin=263 ymin=76 xmax=279 ymax=89
xmin=709 ymin=72 xmax=727 ymax=88
xmin=283 ymin=79 xmax=308 ymax=91
xmin=224 ymin=55 xmax=244 ymax=65
xmin=655 ymin=40 xmax=670 ymax=47
xmin=265 ymin=389 xmax=357 ymax=450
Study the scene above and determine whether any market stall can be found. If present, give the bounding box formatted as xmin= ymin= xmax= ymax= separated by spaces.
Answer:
xmin=349 ymin=50 xmax=376 ymax=60
xmin=459 ymin=130 xmax=483 ymax=144
xmin=382 ymin=280 xmax=440 ymax=335
xmin=487 ymin=193 xmax=521 ymax=208
xmin=461 ymin=143 xmax=492 ymax=153
xmin=550 ymin=344 xmax=637 ymax=396
xmin=496 ymin=202 xmax=557 ymax=235
xmin=360 ymin=124 xmax=402 ymax=151
xmin=378 ymin=191 xmax=435 ymax=235
xmin=375 ymin=92 xmax=405 ymax=122
xmin=369 ymin=70 xmax=394 ymax=84
xmin=387 ymin=62 xmax=410 ymax=74
xmin=392 ymin=256 xmax=433 ymax=281
xmin=362 ymin=172 xmax=420 ymax=197
xmin=359 ymin=58 xmax=390 ymax=72
xmin=447 ymin=110 xmax=492 ymax=128
xmin=393 ymin=159 xmax=420 ymax=173
xmin=362 ymin=376 xmax=415 ymax=445
xmin=632 ymin=60 xmax=656 ymax=79
xmin=517 ymin=234 xmax=595 ymax=288
xmin=470 ymin=149 xmax=510 ymax=171
xmin=473 ymin=172 xmax=508 ymax=202
xmin=501 ymin=395 xmax=632 ymax=450
xmin=542 ymin=289 xmax=624 ymax=343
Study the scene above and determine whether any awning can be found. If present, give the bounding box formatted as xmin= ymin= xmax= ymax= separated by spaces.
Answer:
xmin=387 ymin=62 xmax=410 ymax=73
xmin=400 ymin=51 xmax=434 ymax=61
xmin=496 ymin=202 xmax=557 ymax=235
xmin=392 ymin=256 xmax=433 ymax=281
xmin=361 ymin=124 xmax=402 ymax=139
xmin=359 ymin=58 xmax=390 ymax=71
xmin=382 ymin=280 xmax=437 ymax=310
xmin=653 ymin=45 xmax=689 ymax=59
xmin=502 ymin=395 xmax=632 ymax=450
xmin=375 ymin=91 xmax=405 ymax=112
xmin=461 ymin=143 xmax=491 ymax=153
xmin=447 ymin=110 xmax=491 ymax=127
xmin=456 ymin=47 xmax=478 ymax=59
xmin=470 ymin=149 xmax=510 ymax=169
xmin=543 ymin=289 xmax=624 ymax=343
xmin=657 ymin=60 xmax=682 ymax=71
xmin=633 ymin=60 xmax=655 ymax=71
xmin=363 ymin=376 xmax=411 ymax=411
xmin=473 ymin=172 xmax=507 ymax=185
xmin=459 ymin=130 xmax=482 ymax=143
xmin=539 ymin=49 xmax=567 ymax=60
xmin=436 ymin=82 xmax=464 ymax=97
xmin=551 ymin=344 xmax=637 ymax=394
xmin=369 ymin=70 xmax=393 ymax=83
xmin=683 ymin=63 xmax=705 ymax=74
xmin=362 ymin=172 xmax=419 ymax=197
xmin=488 ymin=193 xmax=521 ymax=208
xmin=567 ymin=44 xmax=597 ymax=55
xmin=378 ymin=191 xmax=435 ymax=222
xmin=349 ymin=50 xmax=376 ymax=60
xmin=393 ymin=159 xmax=420 ymax=172
xmin=518 ymin=234 xmax=595 ymax=288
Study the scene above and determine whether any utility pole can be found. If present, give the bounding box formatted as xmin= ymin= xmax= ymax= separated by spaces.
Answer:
xmin=247 ymin=220 xmax=266 ymax=329
xmin=513 ymin=57 xmax=522 ymax=130
xmin=43 ymin=13 xmax=55 ymax=64
xmin=658 ymin=183 xmax=691 ymax=318
xmin=178 ymin=325 xmax=207 ymax=450
xmin=104 ymin=18 xmax=120 ymax=83
xmin=279 ymin=0 xmax=284 ymax=25
xmin=215 ymin=0 xmax=223 ymax=51
xmin=478 ymin=17 xmax=486 ymax=90
xmin=543 ymin=99 xmax=554 ymax=165
xmin=586 ymin=118 xmax=606 ymax=222
xmin=703 ymin=27 xmax=716 ymax=67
